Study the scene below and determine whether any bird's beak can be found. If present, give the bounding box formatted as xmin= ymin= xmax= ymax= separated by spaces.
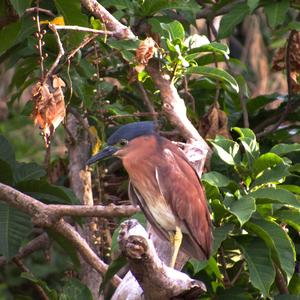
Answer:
xmin=86 ymin=146 xmax=118 ymax=165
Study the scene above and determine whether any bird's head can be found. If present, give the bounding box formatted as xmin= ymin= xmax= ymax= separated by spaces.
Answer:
xmin=87 ymin=121 xmax=155 ymax=165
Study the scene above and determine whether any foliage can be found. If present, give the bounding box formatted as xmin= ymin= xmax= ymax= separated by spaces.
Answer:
xmin=0 ymin=0 xmax=300 ymax=299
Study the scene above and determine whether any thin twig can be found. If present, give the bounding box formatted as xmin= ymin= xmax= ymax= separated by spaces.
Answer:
xmin=231 ymin=261 xmax=244 ymax=285
xmin=45 ymin=24 xmax=65 ymax=81
xmin=137 ymin=81 xmax=157 ymax=117
xmin=25 ymin=7 xmax=55 ymax=17
xmin=219 ymin=246 xmax=232 ymax=288
xmin=68 ymin=34 xmax=98 ymax=61
xmin=108 ymin=111 xmax=159 ymax=120
xmin=54 ymin=24 xmax=114 ymax=36
xmin=182 ymin=76 xmax=195 ymax=112
xmin=13 ymin=257 xmax=49 ymax=300
xmin=35 ymin=1 xmax=45 ymax=79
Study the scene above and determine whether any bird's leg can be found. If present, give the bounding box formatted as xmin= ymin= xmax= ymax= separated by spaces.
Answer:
xmin=169 ymin=226 xmax=183 ymax=268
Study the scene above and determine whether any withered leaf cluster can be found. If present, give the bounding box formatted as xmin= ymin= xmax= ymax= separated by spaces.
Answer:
xmin=272 ymin=31 xmax=300 ymax=93
xmin=135 ymin=37 xmax=156 ymax=72
xmin=32 ymin=75 xmax=66 ymax=147
xmin=199 ymin=103 xmax=231 ymax=139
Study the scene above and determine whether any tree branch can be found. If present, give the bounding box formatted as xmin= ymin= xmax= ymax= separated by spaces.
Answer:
xmin=80 ymin=0 xmax=135 ymax=39
xmin=112 ymin=220 xmax=206 ymax=300
xmin=0 ymin=182 xmax=128 ymax=287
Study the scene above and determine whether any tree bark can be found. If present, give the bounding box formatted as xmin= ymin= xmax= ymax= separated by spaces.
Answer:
xmin=66 ymin=113 xmax=102 ymax=299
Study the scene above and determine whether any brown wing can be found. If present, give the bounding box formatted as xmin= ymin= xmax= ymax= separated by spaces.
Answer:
xmin=128 ymin=181 xmax=170 ymax=241
xmin=156 ymin=139 xmax=213 ymax=260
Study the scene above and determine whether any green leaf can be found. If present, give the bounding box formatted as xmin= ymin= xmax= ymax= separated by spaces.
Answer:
xmin=17 ymin=180 xmax=80 ymax=205
xmin=202 ymin=171 xmax=232 ymax=187
xmin=0 ymin=135 xmax=15 ymax=166
xmin=99 ymin=255 xmax=127 ymax=292
xmin=108 ymin=39 xmax=140 ymax=51
xmin=218 ymin=3 xmax=249 ymax=39
xmin=160 ymin=20 xmax=185 ymax=41
xmin=186 ymin=42 xmax=229 ymax=58
xmin=21 ymin=272 xmax=58 ymax=300
xmin=187 ymin=66 xmax=239 ymax=93
xmin=60 ymin=278 xmax=93 ymax=300
xmin=247 ymin=0 xmax=260 ymax=13
xmin=216 ymin=286 xmax=253 ymax=300
xmin=210 ymin=136 xmax=240 ymax=166
xmin=13 ymin=162 xmax=46 ymax=183
xmin=0 ymin=21 xmax=21 ymax=56
xmin=275 ymin=296 xmax=300 ymax=300
xmin=253 ymin=153 xmax=283 ymax=177
xmin=0 ymin=159 xmax=14 ymax=185
xmin=54 ymin=0 xmax=88 ymax=26
xmin=0 ymin=202 xmax=32 ymax=259
xmin=270 ymin=143 xmax=300 ymax=156
xmin=212 ymin=223 xmax=234 ymax=254
xmin=236 ymin=236 xmax=275 ymax=297
xmin=232 ymin=127 xmax=256 ymax=139
xmin=253 ymin=163 xmax=290 ymax=186
xmin=249 ymin=187 xmax=300 ymax=209
xmin=246 ymin=218 xmax=295 ymax=282
xmin=228 ymin=196 xmax=256 ymax=226
xmin=264 ymin=0 xmax=289 ymax=28
xmin=274 ymin=209 xmax=300 ymax=231
xmin=47 ymin=229 xmax=80 ymax=267
xmin=233 ymin=127 xmax=259 ymax=166
xmin=9 ymin=0 xmax=32 ymax=16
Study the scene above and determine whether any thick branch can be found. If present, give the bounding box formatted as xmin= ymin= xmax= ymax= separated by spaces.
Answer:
xmin=0 ymin=183 xmax=121 ymax=287
xmin=113 ymin=219 xmax=206 ymax=300
xmin=47 ymin=204 xmax=140 ymax=218
xmin=80 ymin=0 xmax=135 ymax=39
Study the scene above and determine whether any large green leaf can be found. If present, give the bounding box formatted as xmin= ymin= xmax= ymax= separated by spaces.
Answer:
xmin=160 ymin=20 xmax=185 ymax=41
xmin=187 ymin=66 xmax=239 ymax=93
xmin=0 ymin=202 xmax=32 ymax=259
xmin=274 ymin=209 xmax=300 ymax=231
xmin=0 ymin=21 xmax=21 ymax=56
xmin=17 ymin=180 xmax=80 ymax=205
xmin=253 ymin=153 xmax=283 ymax=177
xmin=227 ymin=196 xmax=256 ymax=226
xmin=210 ymin=136 xmax=240 ymax=166
xmin=247 ymin=0 xmax=260 ymax=13
xmin=249 ymin=187 xmax=300 ymax=209
xmin=21 ymin=272 xmax=58 ymax=300
xmin=13 ymin=162 xmax=46 ymax=183
xmin=253 ymin=163 xmax=290 ymax=186
xmin=0 ymin=135 xmax=15 ymax=166
xmin=212 ymin=223 xmax=234 ymax=254
xmin=9 ymin=0 xmax=32 ymax=16
xmin=0 ymin=159 xmax=14 ymax=185
xmin=270 ymin=143 xmax=300 ymax=156
xmin=236 ymin=236 xmax=275 ymax=297
xmin=264 ymin=0 xmax=289 ymax=28
xmin=218 ymin=3 xmax=249 ymax=39
xmin=233 ymin=127 xmax=259 ymax=167
xmin=246 ymin=218 xmax=295 ymax=282
xmin=202 ymin=171 xmax=232 ymax=187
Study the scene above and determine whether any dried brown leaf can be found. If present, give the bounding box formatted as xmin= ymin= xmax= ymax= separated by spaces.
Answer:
xmin=199 ymin=104 xmax=231 ymax=139
xmin=135 ymin=37 xmax=156 ymax=71
xmin=32 ymin=75 xmax=66 ymax=147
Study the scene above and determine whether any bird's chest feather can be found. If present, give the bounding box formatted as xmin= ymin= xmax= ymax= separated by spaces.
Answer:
xmin=123 ymin=157 xmax=178 ymax=231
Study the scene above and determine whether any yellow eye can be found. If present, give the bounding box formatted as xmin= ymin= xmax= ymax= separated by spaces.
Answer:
xmin=119 ymin=139 xmax=128 ymax=146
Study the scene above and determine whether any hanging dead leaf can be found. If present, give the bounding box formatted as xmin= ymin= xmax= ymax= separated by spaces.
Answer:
xmin=199 ymin=103 xmax=231 ymax=139
xmin=32 ymin=75 xmax=66 ymax=147
xmin=135 ymin=37 xmax=156 ymax=72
